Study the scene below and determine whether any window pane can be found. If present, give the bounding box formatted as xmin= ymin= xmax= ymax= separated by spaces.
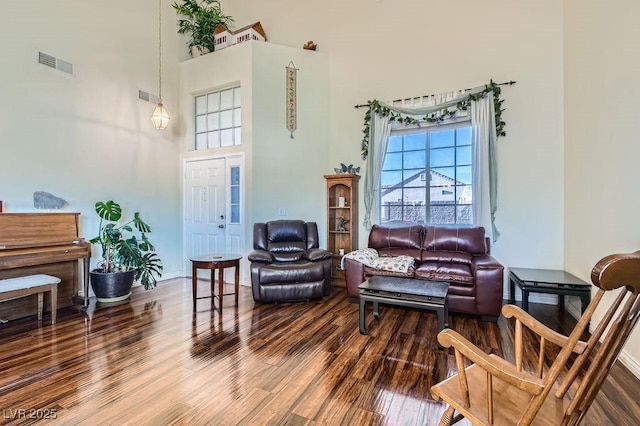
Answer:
xmin=433 ymin=166 xmax=455 ymax=180
xmin=233 ymin=87 xmax=241 ymax=107
xmin=195 ymin=96 xmax=207 ymax=114
xmin=234 ymin=127 xmax=241 ymax=145
xmin=207 ymin=93 xmax=220 ymax=112
xmin=456 ymin=165 xmax=472 ymax=184
xmin=231 ymin=167 xmax=240 ymax=185
xmin=207 ymin=112 xmax=219 ymax=130
xmin=430 ymin=129 xmax=455 ymax=148
xmin=220 ymin=89 xmax=233 ymax=109
xmin=430 ymin=205 xmax=455 ymax=224
xmin=456 ymin=127 xmax=471 ymax=145
xmin=431 ymin=186 xmax=455 ymax=203
xmin=231 ymin=186 xmax=239 ymax=204
xmin=403 ymin=187 xmax=426 ymax=205
xmin=387 ymin=136 xmax=402 ymax=152
xmin=403 ymin=150 xmax=426 ymax=169
xmin=380 ymin=202 xmax=402 ymax=222
xmin=403 ymin=205 xmax=425 ymax=223
xmin=456 ymin=146 xmax=471 ymax=165
xmin=231 ymin=205 xmax=240 ymax=223
xmin=220 ymin=129 xmax=233 ymax=146
xmin=404 ymin=133 xmax=426 ymax=150
xmin=220 ymin=110 xmax=233 ymax=128
xmin=207 ymin=131 xmax=220 ymax=148
xmin=431 ymin=148 xmax=455 ymax=167
xmin=457 ymin=205 xmax=473 ymax=224
xmin=403 ymin=168 xmax=425 ymax=184
xmin=233 ymin=108 xmax=241 ymax=126
xmin=382 ymin=152 xmax=402 ymax=170
xmin=196 ymin=133 xmax=207 ymax=150
xmin=456 ymin=185 xmax=472 ymax=203
xmin=196 ymin=115 xmax=207 ymax=133
xmin=381 ymin=170 xmax=403 ymax=188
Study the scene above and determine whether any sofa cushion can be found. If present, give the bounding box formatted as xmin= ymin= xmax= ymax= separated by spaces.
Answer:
xmin=421 ymin=250 xmax=473 ymax=266
xmin=414 ymin=262 xmax=474 ymax=286
xmin=422 ymin=226 xmax=487 ymax=255
xmin=364 ymin=266 xmax=415 ymax=278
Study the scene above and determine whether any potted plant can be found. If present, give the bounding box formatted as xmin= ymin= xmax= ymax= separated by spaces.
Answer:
xmin=89 ymin=200 xmax=163 ymax=302
xmin=172 ymin=0 xmax=234 ymax=57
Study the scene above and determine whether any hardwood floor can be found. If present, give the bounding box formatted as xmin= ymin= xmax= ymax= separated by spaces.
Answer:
xmin=0 ymin=278 xmax=638 ymax=425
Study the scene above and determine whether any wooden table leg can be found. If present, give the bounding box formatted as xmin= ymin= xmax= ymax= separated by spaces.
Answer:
xmin=191 ymin=262 xmax=197 ymax=310
xmin=234 ymin=260 xmax=239 ymax=306
xmin=37 ymin=292 xmax=43 ymax=320
xmin=51 ymin=284 xmax=58 ymax=325
xmin=218 ymin=264 xmax=224 ymax=311
xmin=210 ymin=268 xmax=216 ymax=308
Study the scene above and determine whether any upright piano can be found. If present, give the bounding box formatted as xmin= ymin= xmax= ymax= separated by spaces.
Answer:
xmin=0 ymin=213 xmax=91 ymax=321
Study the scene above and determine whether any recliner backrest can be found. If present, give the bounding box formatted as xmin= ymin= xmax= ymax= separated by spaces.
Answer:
xmin=253 ymin=220 xmax=320 ymax=262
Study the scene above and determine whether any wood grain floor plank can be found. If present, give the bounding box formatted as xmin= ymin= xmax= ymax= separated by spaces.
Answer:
xmin=0 ymin=278 xmax=638 ymax=425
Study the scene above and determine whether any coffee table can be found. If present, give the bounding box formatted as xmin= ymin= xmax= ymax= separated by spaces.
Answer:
xmin=190 ymin=254 xmax=242 ymax=311
xmin=358 ymin=276 xmax=449 ymax=334
xmin=509 ymin=267 xmax=591 ymax=313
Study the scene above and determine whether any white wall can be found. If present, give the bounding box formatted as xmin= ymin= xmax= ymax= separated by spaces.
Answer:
xmin=0 ymin=0 xmax=183 ymax=281
xmin=222 ymin=0 xmax=565 ymax=290
xmin=564 ymin=0 xmax=640 ymax=374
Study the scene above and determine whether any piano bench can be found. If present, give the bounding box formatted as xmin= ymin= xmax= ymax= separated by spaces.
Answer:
xmin=0 ymin=274 xmax=61 ymax=325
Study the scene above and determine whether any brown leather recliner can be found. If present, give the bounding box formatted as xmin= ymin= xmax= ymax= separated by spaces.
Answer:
xmin=248 ymin=220 xmax=332 ymax=303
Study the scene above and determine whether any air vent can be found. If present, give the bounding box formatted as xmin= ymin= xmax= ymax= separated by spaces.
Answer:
xmin=38 ymin=51 xmax=74 ymax=76
xmin=138 ymin=90 xmax=160 ymax=104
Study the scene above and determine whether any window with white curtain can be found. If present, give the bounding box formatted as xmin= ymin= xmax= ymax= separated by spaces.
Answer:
xmin=194 ymin=86 xmax=241 ymax=150
xmin=380 ymin=122 xmax=473 ymax=224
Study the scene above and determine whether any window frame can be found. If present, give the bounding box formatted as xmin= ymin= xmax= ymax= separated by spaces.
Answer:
xmin=194 ymin=85 xmax=242 ymax=150
xmin=380 ymin=120 xmax=473 ymax=225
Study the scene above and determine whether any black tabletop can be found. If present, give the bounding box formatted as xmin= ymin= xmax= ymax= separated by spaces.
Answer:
xmin=358 ymin=276 xmax=449 ymax=298
xmin=510 ymin=267 xmax=590 ymax=287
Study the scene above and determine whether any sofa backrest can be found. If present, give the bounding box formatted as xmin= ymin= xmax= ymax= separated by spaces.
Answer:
xmin=368 ymin=223 xmax=423 ymax=261
xmin=422 ymin=225 xmax=487 ymax=255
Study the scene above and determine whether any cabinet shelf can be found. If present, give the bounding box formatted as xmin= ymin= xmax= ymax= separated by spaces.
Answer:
xmin=324 ymin=174 xmax=360 ymax=287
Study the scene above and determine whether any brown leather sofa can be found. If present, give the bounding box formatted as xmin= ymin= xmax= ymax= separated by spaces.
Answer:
xmin=248 ymin=220 xmax=332 ymax=303
xmin=344 ymin=223 xmax=504 ymax=320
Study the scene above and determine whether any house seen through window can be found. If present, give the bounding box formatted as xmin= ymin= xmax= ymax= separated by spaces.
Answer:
xmin=194 ymin=86 xmax=241 ymax=150
xmin=380 ymin=124 xmax=472 ymax=225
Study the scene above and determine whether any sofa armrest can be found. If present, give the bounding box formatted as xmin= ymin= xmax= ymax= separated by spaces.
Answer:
xmin=344 ymin=257 xmax=367 ymax=299
xmin=304 ymin=248 xmax=332 ymax=262
xmin=471 ymin=255 xmax=505 ymax=318
xmin=248 ymin=249 xmax=274 ymax=263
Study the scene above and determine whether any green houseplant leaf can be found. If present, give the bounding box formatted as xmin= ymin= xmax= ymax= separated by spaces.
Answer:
xmin=172 ymin=0 xmax=234 ymax=54
xmin=91 ymin=200 xmax=163 ymax=290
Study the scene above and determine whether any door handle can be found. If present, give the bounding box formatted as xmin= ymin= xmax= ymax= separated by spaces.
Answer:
xmin=218 ymin=224 xmax=225 ymax=229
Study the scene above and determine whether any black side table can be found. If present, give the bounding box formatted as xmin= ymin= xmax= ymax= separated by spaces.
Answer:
xmin=509 ymin=267 xmax=592 ymax=313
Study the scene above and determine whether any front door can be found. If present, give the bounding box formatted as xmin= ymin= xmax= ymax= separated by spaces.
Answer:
xmin=184 ymin=158 xmax=227 ymax=275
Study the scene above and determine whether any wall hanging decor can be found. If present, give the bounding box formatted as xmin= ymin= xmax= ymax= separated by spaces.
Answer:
xmin=286 ymin=61 xmax=298 ymax=138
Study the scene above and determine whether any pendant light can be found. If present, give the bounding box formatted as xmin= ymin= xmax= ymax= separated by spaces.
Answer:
xmin=151 ymin=0 xmax=170 ymax=130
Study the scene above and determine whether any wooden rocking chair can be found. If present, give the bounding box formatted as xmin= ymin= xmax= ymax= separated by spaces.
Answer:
xmin=430 ymin=251 xmax=640 ymax=425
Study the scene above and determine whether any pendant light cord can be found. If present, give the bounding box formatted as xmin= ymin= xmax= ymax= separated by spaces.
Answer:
xmin=158 ymin=0 xmax=162 ymax=102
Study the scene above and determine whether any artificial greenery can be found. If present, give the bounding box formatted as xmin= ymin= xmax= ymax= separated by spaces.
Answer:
xmin=360 ymin=81 xmax=507 ymax=159
xmin=90 ymin=200 xmax=163 ymax=290
xmin=172 ymin=0 xmax=234 ymax=54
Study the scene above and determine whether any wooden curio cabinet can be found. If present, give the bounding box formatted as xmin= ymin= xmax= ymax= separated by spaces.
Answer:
xmin=324 ymin=174 xmax=360 ymax=286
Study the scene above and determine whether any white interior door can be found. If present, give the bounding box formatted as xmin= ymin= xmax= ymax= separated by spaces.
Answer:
xmin=184 ymin=158 xmax=227 ymax=275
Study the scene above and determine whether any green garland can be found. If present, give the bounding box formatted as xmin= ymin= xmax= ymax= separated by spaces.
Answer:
xmin=360 ymin=81 xmax=506 ymax=159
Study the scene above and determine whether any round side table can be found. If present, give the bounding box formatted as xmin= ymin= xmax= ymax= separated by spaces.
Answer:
xmin=189 ymin=254 xmax=242 ymax=311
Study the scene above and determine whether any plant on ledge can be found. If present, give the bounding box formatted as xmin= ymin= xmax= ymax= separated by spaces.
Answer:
xmin=172 ymin=0 xmax=234 ymax=56
xmin=90 ymin=200 xmax=163 ymax=290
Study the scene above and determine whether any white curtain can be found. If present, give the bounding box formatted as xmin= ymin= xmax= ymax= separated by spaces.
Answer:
xmin=471 ymin=95 xmax=498 ymax=241
xmin=362 ymin=85 xmax=499 ymax=240
xmin=363 ymin=113 xmax=392 ymax=229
